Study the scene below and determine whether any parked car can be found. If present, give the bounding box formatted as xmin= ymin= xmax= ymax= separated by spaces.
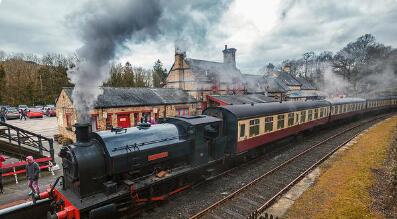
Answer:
xmin=45 ymin=107 xmax=56 ymax=117
xmin=18 ymin=105 xmax=28 ymax=111
xmin=6 ymin=107 xmax=20 ymax=119
xmin=27 ymin=108 xmax=44 ymax=118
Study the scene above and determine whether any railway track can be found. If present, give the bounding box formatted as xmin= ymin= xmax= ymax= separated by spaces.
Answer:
xmin=189 ymin=113 xmax=394 ymax=219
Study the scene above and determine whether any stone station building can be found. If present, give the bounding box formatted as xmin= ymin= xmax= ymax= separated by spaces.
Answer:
xmin=56 ymin=87 xmax=197 ymax=141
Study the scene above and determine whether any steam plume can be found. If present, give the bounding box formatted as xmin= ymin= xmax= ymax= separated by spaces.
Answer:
xmin=67 ymin=0 xmax=231 ymax=123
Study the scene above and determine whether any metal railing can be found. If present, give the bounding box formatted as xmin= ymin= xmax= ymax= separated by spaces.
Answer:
xmin=0 ymin=121 xmax=55 ymax=164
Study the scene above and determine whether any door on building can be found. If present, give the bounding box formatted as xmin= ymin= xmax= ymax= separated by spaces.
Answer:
xmin=117 ymin=114 xmax=131 ymax=128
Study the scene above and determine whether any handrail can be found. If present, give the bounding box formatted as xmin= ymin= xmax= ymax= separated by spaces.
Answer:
xmin=0 ymin=121 xmax=55 ymax=164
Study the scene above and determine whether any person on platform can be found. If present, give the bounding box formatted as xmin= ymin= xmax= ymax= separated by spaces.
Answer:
xmin=0 ymin=154 xmax=6 ymax=194
xmin=0 ymin=107 xmax=6 ymax=123
xmin=25 ymin=156 xmax=40 ymax=196
xmin=21 ymin=109 xmax=27 ymax=120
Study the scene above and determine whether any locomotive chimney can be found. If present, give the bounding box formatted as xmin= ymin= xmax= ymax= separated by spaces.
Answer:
xmin=74 ymin=123 xmax=91 ymax=144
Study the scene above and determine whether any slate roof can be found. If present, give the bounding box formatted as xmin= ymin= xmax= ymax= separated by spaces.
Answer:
xmin=243 ymin=74 xmax=267 ymax=93
xmin=209 ymin=94 xmax=276 ymax=105
xmin=294 ymin=77 xmax=317 ymax=90
xmin=185 ymin=58 xmax=243 ymax=82
xmin=273 ymin=71 xmax=301 ymax=86
xmin=243 ymin=74 xmax=287 ymax=94
xmin=63 ymin=87 xmax=197 ymax=108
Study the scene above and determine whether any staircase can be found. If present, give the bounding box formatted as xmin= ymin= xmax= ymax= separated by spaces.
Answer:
xmin=0 ymin=121 xmax=55 ymax=164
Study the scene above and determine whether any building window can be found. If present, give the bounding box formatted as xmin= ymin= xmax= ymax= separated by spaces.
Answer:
xmin=308 ymin=110 xmax=313 ymax=121
xmin=240 ymin=124 xmax=246 ymax=138
xmin=288 ymin=113 xmax=294 ymax=127
xmin=249 ymin=119 xmax=260 ymax=137
xmin=277 ymin=115 xmax=285 ymax=129
xmin=300 ymin=111 xmax=306 ymax=123
xmin=320 ymin=108 xmax=324 ymax=118
xmin=314 ymin=109 xmax=319 ymax=119
xmin=265 ymin=117 xmax=273 ymax=132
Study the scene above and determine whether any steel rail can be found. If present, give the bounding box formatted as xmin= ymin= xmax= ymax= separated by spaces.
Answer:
xmin=189 ymin=113 xmax=393 ymax=219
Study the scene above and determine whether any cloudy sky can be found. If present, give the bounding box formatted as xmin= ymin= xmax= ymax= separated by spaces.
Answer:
xmin=1 ymin=0 xmax=397 ymax=74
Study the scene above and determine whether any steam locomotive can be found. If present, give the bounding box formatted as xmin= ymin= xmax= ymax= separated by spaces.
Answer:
xmin=3 ymin=97 xmax=397 ymax=219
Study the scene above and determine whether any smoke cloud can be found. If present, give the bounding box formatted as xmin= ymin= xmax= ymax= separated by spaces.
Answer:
xmin=319 ymin=65 xmax=351 ymax=97
xmin=67 ymin=0 xmax=232 ymax=123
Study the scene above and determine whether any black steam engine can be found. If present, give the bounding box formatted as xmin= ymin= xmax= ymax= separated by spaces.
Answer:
xmin=51 ymin=116 xmax=224 ymax=218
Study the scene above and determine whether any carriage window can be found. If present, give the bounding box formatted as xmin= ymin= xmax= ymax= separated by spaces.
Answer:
xmin=314 ymin=109 xmax=319 ymax=119
xmin=308 ymin=110 xmax=313 ymax=121
xmin=288 ymin=113 xmax=294 ymax=127
xmin=249 ymin=119 xmax=260 ymax=137
xmin=295 ymin=112 xmax=300 ymax=124
xmin=239 ymin=124 xmax=245 ymax=138
xmin=320 ymin=108 xmax=324 ymax=117
xmin=277 ymin=115 xmax=285 ymax=129
xmin=301 ymin=111 xmax=306 ymax=123
xmin=265 ymin=117 xmax=273 ymax=132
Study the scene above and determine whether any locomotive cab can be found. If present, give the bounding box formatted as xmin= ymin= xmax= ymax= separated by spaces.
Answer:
xmin=167 ymin=115 xmax=226 ymax=165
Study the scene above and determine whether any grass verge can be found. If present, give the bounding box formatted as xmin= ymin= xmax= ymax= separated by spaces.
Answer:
xmin=285 ymin=116 xmax=397 ymax=219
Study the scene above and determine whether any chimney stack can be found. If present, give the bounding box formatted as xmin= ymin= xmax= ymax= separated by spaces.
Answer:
xmin=175 ymin=47 xmax=186 ymax=67
xmin=222 ymin=45 xmax=237 ymax=68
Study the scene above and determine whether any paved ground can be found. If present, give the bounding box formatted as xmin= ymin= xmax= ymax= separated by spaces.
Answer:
xmin=0 ymin=116 xmax=63 ymax=208
xmin=6 ymin=116 xmax=59 ymax=138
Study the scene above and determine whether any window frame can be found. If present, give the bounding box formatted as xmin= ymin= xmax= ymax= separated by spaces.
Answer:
xmin=277 ymin=114 xmax=285 ymax=129
xmin=314 ymin=108 xmax=319 ymax=119
xmin=300 ymin=110 xmax=306 ymax=123
xmin=239 ymin=123 xmax=246 ymax=138
xmin=265 ymin=116 xmax=273 ymax=133
xmin=249 ymin=119 xmax=260 ymax=137
xmin=287 ymin=113 xmax=294 ymax=127
xmin=308 ymin=109 xmax=313 ymax=121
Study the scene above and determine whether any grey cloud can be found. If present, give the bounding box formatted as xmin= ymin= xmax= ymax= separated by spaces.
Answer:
xmin=246 ymin=0 xmax=397 ymax=73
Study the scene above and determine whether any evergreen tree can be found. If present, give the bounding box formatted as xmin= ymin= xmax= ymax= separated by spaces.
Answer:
xmin=152 ymin=59 xmax=167 ymax=87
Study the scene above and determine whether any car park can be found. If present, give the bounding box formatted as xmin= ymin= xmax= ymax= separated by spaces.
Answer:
xmin=45 ymin=107 xmax=56 ymax=117
xmin=27 ymin=108 xmax=44 ymax=118
xmin=5 ymin=107 xmax=20 ymax=120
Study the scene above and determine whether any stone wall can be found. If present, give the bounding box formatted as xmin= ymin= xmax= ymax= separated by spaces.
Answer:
xmin=56 ymin=89 xmax=197 ymax=142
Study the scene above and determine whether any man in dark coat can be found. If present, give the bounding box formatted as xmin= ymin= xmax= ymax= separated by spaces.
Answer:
xmin=0 ymin=107 xmax=6 ymax=123
xmin=26 ymin=156 xmax=40 ymax=195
